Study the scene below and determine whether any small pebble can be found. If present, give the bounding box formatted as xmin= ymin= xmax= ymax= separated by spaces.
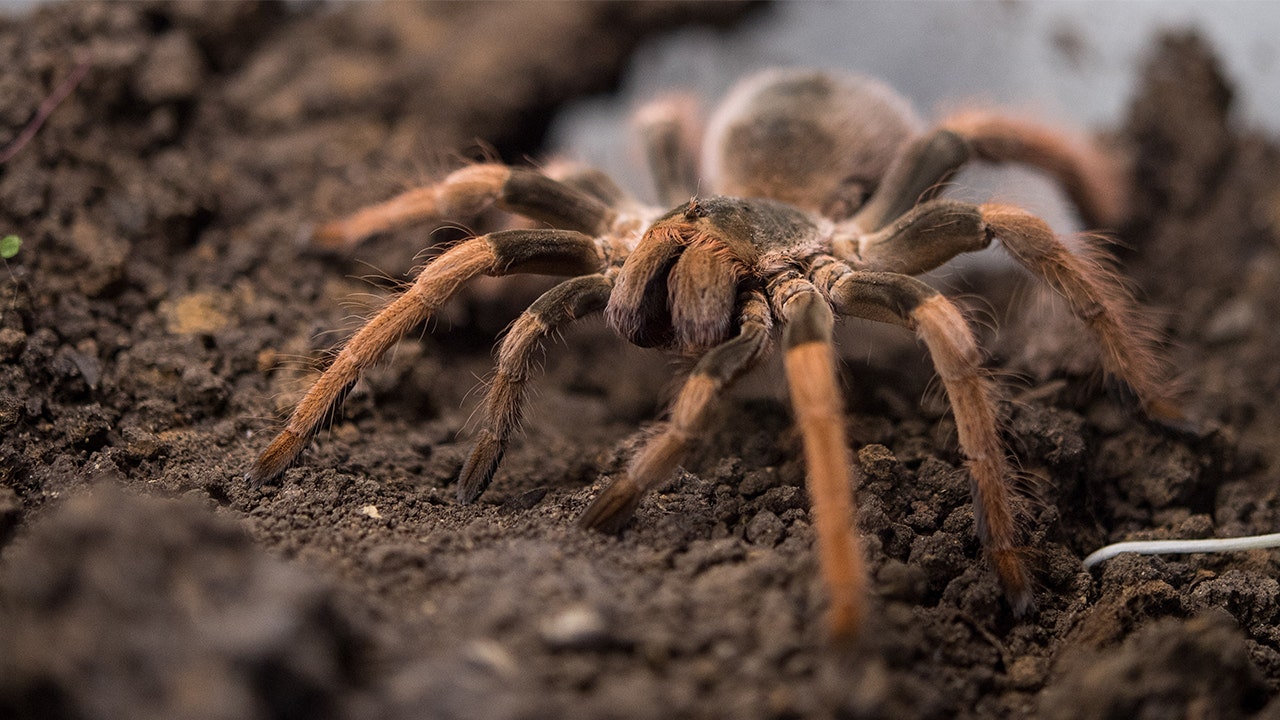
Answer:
xmin=877 ymin=559 xmax=928 ymax=603
xmin=359 ymin=505 xmax=382 ymax=520
xmin=745 ymin=510 xmax=785 ymax=547
xmin=461 ymin=639 xmax=518 ymax=678
xmin=1203 ymin=297 xmax=1255 ymax=344
xmin=0 ymin=327 xmax=25 ymax=361
xmin=135 ymin=31 xmax=205 ymax=103
xmin=760 ymin=485 xmax=804 ymax=514
xmin=539 ymin=605 xmax=611 ymax=651
xmin=739 ymin=467 xmax=781 ymax=496
xmin=1007 ymin=655 xmax=1045 ymax=690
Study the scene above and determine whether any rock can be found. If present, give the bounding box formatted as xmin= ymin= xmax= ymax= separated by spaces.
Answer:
xmin=539 ymin=605 xmax=613 ymax=651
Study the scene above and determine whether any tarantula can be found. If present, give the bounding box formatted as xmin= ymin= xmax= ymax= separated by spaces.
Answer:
xmin=248 ymin=69 xmax=1175 ymax=640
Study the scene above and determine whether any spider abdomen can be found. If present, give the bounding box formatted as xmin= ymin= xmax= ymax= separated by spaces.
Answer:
xmin=704 ymin=69 xmax=922 ymax=219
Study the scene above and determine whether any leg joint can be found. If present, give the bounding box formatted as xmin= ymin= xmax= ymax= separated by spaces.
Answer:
xmin=485 ymin=229 xmax=605 ymax=276
xmin=829 ymin=271 xmax=938 ymax=327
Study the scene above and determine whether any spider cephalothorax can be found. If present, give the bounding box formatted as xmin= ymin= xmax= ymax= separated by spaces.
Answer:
xmin=248 ymin=69 xmax=1175 ymax=640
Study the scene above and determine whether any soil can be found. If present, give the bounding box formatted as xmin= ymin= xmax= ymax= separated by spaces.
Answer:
xmin=1 ymin=4 xmax=1279 ymax=719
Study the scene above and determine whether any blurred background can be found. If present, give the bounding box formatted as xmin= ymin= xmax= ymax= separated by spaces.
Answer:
xmin=555 ymin=1 xmax=1280 ymax=209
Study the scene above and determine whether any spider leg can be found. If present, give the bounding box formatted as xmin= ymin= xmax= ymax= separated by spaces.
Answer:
xmin=941 ymin=111 xmax=1126 ymax=228
xmin=851 ymin=129 xmax=971 ymax=233
xmin=852 ymin=113 xmax=1125 ymax=237
xmin=770 ymin=276 xmax=864 ymax=640
xmin=815 ymin=260 xmax=1033 ymax=616
xmin=980 ymin=203 xmax=1176 ymax=419
xmin=856 ymin=199 xmax=989 ymax=275
xmin=605 ymin=227 xmax=684 ymax=348
xmin=311 ymin=163 xmax=615 ymax=251
xmin=635 ymin=94 xmax=701 ymax=206
xmin=850 ymin=199 xmax=1177 ymax=419
xmin=667 ymin=240 xmax=746 ymax=352
xmin=579 ymin=290 xmax=772 ymax=532
xmin=457 ymin=273 xmax=615 ymax=503
xmin=246 ymin=228 xmax=606 ymax=486
xmin=547 ymin=165 xmax=633 ymax=208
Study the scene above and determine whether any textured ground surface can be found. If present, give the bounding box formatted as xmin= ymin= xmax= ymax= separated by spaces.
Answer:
xmin=1 ymin=4 xmax=1279 ymax=719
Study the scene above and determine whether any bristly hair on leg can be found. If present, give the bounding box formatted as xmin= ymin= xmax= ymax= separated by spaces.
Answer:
xmin=943 ymin=111 xmax=1130 ymax=230
xmin=911 ymin=293 xmax=1033 ymax=615
xmin=982 ymin=205 xmax=1181 ymax=423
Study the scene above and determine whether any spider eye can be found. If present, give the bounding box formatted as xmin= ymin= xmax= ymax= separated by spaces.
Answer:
xmin=683 ymin=198 xmax=707 ymax=220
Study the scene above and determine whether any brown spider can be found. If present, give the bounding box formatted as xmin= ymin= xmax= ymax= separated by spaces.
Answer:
xmin=248 ymin=69 xmax=1176 ymax=640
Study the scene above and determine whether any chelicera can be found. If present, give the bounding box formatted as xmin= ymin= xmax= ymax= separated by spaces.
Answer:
xmin=248 ymin=69 xmax=1175 ymax=639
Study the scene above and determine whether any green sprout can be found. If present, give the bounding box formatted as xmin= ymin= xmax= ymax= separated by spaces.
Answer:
xmin=0 ymin=235 xmax=19 ymax=259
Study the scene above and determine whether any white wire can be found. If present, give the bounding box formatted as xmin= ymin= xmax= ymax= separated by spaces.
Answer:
xmin=1082 ymin=532 xmax=1280 ymax=569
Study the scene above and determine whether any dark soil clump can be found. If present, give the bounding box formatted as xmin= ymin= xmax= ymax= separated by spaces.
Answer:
xmin=1 ymin=5 xmax=1279 ymax=719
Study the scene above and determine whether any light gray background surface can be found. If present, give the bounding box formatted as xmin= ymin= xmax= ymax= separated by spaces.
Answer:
xmin=553 ymin=2 xmax=1280 ymax=208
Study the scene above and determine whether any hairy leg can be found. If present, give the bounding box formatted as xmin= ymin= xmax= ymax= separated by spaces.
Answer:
xmin=579 ymin=290 xmax=772 ymax=532
xmin=246 ymin=228 xmax=606 ymax=485
xmin=846 ymin=199 xmax=1175 ymax=419
xmin=770 ymin=276 xmax=865 ymax=640
xmin=850 ymin=112 xmax=1126 ymax=241
xmin=667 ymin=240 xmax=745 ymax=352
xmin=816 ymin=261 xmax=1033 ymax=615
xmin=545 ymin=164 xmax=633 ymax=208
xmin=311 ymin=163 xmax=616 ymax=251
xmin=457 ymin=274 xmax=615 ymax=503
xmin=980 ymin=203 xmax=1176 ymax=419
xmin=634 ymin=94 xmax=701 ymax=207
xmin=853 ymin=199 xmax=989 ymax=275
xmin=941 ymin=111 xmax=1127 ymax=228
xmin=604 ymin=225 xmax=684 ymax=349
xmin=851 ymin=129 xmax=971 ymax=234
